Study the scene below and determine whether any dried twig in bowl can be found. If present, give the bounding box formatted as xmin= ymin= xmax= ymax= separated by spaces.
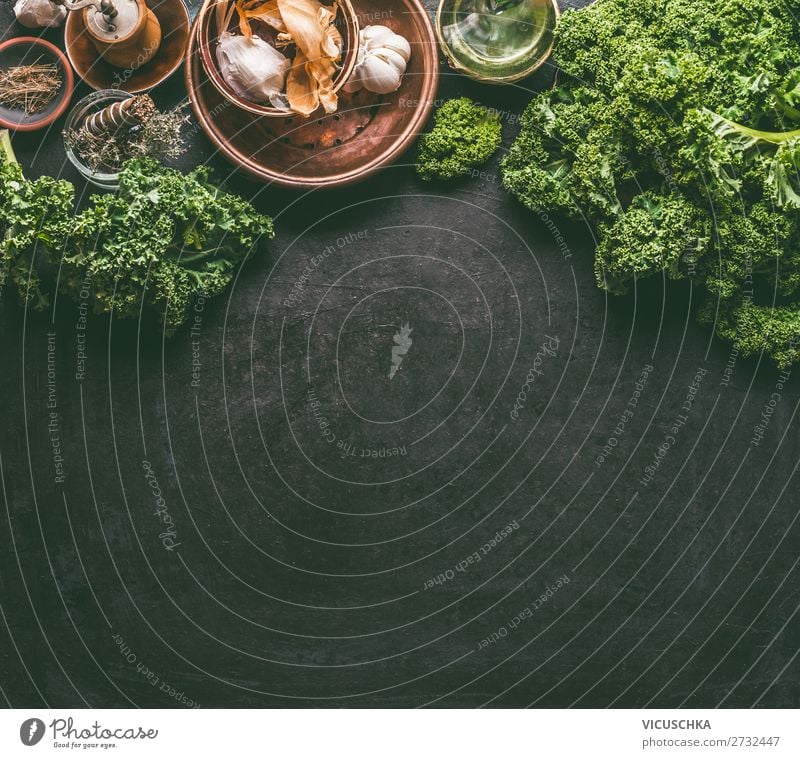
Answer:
xmin=0 ymin=63 xmax=62 ymax=115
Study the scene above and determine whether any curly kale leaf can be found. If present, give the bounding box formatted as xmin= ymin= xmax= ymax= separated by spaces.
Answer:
xmin=502 ymin=0 xmax=800 ymax=367
xmin=65 ymin=158 xmax=275 ymax=333
xmin=702 ymin=200 xmax=796 ymax=301
xmin=0 ymin=131 xmax=74 ymax=310
xmin=503 ymin=87 xmax=624 ymax=218
xmin=0 ymin=145 xmax=274 ymax=334
xmin=694 ymin=110 xmax=800 ymax=206
xmin=416 ymin=98 xmax=502 ymax=181
xmin=700 ymin=298 xmax=800 ymax=369
xmin=595 ymin=193 xmax=711 ymax=294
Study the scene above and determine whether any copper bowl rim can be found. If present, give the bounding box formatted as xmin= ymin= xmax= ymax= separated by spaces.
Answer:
xmin=64 ymin=0 xmax=190 ymax=94
xmin=185 ymin=0 xmax=440 ymax=188
xmin=435 ymin=0 xmax=560 ymax=84
xmin=196 ymin=0 xmax=361 ymax=119
xmin=0 ymin=37 xmax=75 ymax=132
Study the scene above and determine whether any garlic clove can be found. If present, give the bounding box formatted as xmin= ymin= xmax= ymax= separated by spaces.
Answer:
xmin=375 ymin=48 xmax=409 ymax=72
xmin=361 ymin=27 xmax=410 ymax=63
xmin=361 ymin=25 xmax=396 ymax=46
xmin=13 ymin=0 xmax=67 ymax=28
xmin=342 ymin=45 xmax=367 ymax=92
xmin=344 ymin=25 xmax=411 ymax=96
xmin=382 ymin=35 xmax=411 ymax=63
xmin=216 ymin=32 xmax=290 ymax=106
xmin=358 ymin=56 xmax=402 ymax=95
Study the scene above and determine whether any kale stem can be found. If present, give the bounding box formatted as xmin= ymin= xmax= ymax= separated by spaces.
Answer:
xmin=717 ymin=115 xmax=800 ymax=144
xmin=176 ymin=248 xmax=218 ymax=264
xmin=0 ymin=129 xmax=18 ymax=167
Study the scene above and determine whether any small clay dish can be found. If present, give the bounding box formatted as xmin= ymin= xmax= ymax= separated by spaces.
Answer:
xmin=0 ymin=37 xmax=74 ymax=132
xmin=65 ymin=0 xmax=190 ymax=93
xmin=186 ymin=0 xmax=439 ymax=188
xmin=196 ymin=0 xmax=359 ymax=118
xmin=436 ymin=0 xmax=559 ymax=83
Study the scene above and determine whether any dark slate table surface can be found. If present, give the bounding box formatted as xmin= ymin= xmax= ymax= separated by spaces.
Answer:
xmin=1 ymin=0 xmax=799 ymax=708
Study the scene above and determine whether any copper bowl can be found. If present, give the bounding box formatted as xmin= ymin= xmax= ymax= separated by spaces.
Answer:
xmin=197 ymin=0 xmax=360 ymax=118
xmin=186 ymin=0 xmax=439 ymax=188
xmin=64 ymin=0 xmax=190 ymax=93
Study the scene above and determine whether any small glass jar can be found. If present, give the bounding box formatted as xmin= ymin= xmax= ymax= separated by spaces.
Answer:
xmin=436 ymin=0 xmax=560 ymax=83
xmin=63 ymin=89 xmax=132 ymax=190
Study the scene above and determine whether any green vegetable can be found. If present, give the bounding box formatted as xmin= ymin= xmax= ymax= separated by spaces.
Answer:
xmin=595 ymin=192 xmax=712 ymax=295
xmin=0 ymin=139 xmax=274 ymax=333
xmin=0 ymin=129 xmax=13 ymax=164
xmin=502 ymin=0 xmax=800 ymax=367
xmin=0 ymin=129 xmax=75 ymax=310
xmin=63 ymin=158 xmax=274 ymax=333
xmin=416 ymin=97 xmax=502 ymax=181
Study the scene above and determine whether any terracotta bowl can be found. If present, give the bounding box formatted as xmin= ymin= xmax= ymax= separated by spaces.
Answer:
xmin=185 ymin=0 xmax=439 ymax=188
xmin=0 ymin=37 xmax=74 ymax=132
xmin=65 ymin=0 xmax=190 ymax=93
xmin=196 ymin=0 xmax=360 ymax=118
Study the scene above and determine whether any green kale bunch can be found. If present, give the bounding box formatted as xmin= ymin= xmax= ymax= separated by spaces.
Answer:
xmin=0 ymin=131 xmax=74 ymax=310
xmin=65 ymin=158 xmax=274 ymax=333
xmin=0 ymin=142 xmax=274 ymax=334
xmin=502 ymin=0 xmax=800 ymax=367
xmin=417 ymin=98 xmax=502 ymax=181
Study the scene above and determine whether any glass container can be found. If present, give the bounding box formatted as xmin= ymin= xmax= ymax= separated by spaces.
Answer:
xmin=436 ymin=0 xmax=559 ymax=83
xmin=63 ymin=89 xmax=131 ymax=190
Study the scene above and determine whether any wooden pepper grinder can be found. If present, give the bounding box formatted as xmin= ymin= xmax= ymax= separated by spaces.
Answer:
xmin=56 ymin=0 xmax=162 ymax=70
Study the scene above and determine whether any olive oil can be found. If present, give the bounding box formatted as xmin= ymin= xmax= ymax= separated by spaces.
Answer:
xmin=438 ymin=0 xmax=558 ymax=82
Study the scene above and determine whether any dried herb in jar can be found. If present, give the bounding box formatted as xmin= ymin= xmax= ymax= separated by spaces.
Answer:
xmin=64 ymin=96 xmax=189 ymax=173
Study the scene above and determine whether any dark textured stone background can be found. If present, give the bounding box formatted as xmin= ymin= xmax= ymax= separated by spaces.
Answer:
xmin=1 ymin=0 xmax=799 ymax=708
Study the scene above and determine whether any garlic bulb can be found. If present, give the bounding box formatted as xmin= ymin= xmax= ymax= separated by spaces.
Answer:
xmin=216 ymin=32 xmax=291 ymax=109
xmin=13 ymin=0 xmax=67 ymax=28
xmin=344 ymin=25 xmax=412 ymax=96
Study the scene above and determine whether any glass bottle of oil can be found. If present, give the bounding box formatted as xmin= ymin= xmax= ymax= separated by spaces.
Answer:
xmin=437 ymin=0 xmax=558 ymax=82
